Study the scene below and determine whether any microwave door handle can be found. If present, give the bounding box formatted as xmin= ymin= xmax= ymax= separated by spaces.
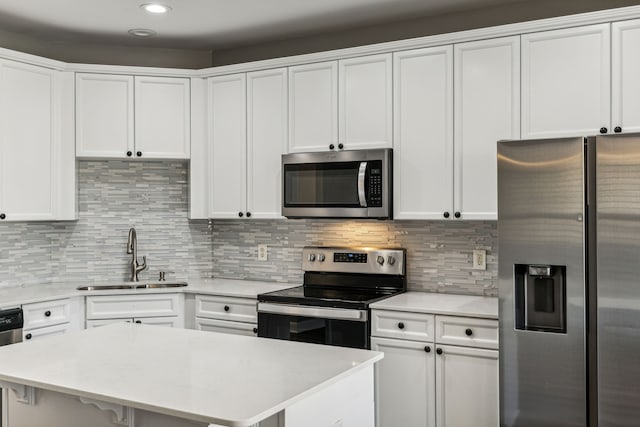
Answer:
xmin=358 ymin=162 xmax=368 ymax=207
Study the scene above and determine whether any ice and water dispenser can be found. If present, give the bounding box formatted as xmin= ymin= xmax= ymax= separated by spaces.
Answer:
xmin=514 ymin=264 xmax=566 ymax=333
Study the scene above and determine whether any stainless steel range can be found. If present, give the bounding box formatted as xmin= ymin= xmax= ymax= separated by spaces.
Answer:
xmin=257 ymin=246 xmax=406 ymax=349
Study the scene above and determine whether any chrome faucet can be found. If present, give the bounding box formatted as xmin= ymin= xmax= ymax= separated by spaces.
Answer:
xmin=126 ymin=227 xmax=147 ymax=282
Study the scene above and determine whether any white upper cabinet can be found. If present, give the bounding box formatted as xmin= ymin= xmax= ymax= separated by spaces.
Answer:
xmin=454 ymin=36 xmax=520 ymax=220
xmin=288 ymin=61 xmax=338 ymax=153
xmin=209 ymin=74 xmax=247 ymax=219
xmin=134 ymin=76 xmax=190 ymax=159
xmin=339 ymin=53 xmax=393 ymax=150
xmin=0 ymin=60 xmax=75 ymax=222
xmin=393 ymin=46 xmax=453 ymax=220
xmin=521 ymin=23 xmax=611 ymax=139
xmin=246 ymin=68 xmax=287 ymax=219
xmin=612 ymin=19 xmax=640 ymax=134
xmin=76 ymin=74 xmax=134 ymax=158
xmin=76 ymin=73 xmax=190 ymax=159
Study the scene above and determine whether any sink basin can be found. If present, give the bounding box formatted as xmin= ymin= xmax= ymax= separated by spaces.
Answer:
xmin=76 ymin=282 xmax=188 ymax=291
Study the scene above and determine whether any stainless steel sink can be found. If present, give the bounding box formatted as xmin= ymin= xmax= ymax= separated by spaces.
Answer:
xmin=76 ymin=282 xmax=188 ymax=291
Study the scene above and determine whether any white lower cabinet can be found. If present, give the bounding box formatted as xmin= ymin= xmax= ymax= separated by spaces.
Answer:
xmin=194 ymin=294 xmax=258 ymax=337
xmin=84 ymin=293 xmax=184 ymax=328
xmin=22 ymin=297 xmax=83 ymax=342
xmin=371 ymin=310 xmax=498 ymax=427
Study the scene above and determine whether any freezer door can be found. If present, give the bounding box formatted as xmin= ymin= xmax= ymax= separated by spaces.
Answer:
xmin=596 ymin=134 xmax=640 ymax=426
xmin=498 ymin=137 xmax=586 ymax=427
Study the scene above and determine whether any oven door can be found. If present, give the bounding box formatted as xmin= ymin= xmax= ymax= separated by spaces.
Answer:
xmin=257 ymin=303 xmax=370 ymax=349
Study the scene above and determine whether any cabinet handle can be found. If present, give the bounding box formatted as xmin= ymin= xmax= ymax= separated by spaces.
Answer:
xmin=25 ymin=333 xmax=32 ymax=340
xmin=614 ymin=126 xmax=622 ymax=133
xmin=338 ymin=143 xmax=344 ymax=150
xmin=246 ymin=212 xmax=252 ymax=218
xmin=329 ymin=144 xmax=335 ymax=150
xmin=135 ymin=320 xmax=142 ymax=324
xmin=436 ymin=348 xmax=443 ymax=355
xmin=126 ymin=151 xmax=133 ymax=157
xmin=136 ymin=151 xmax=142 ymax=157
xmin=443 ymin=212 xmax=450 ymax=219
xmin=238 ymin=212 xmax=244 ymax=218
xmin=397 ymin=322 xmax=405 ymax=330
xmin=424 ymin=346 xmax=431 ymax=353
xmin=454 ymin=212 xmax=461 ymax=219
xmin=465 ymin=328 xmax=473 ymax=336
xmin=44 ymin=310 xmax=51 ymax=317
xmin=253 ymin=327 xmax=258 ymax=334
xmin=224 ymin=305 xmax=230 ymax=312
xmin=600 ymin=127 xmax=608 ymax=134
xmin=0 ymin=213 xmax=5 ymax=220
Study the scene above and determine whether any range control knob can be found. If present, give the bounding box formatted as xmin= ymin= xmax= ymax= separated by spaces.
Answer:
xmin=308 ymin=253 xmax=316 ymax=262
xmin=317 ymin=254 xmax=326 ymax=262
xmin=377 ymin=255 xmax=385 ymax=266
xmin=387 ymin=256 xmax=396 ymax=266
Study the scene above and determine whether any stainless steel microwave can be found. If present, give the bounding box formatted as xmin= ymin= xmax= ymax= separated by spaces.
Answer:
xmin=282 ymin=148 xmax=393 ymax=219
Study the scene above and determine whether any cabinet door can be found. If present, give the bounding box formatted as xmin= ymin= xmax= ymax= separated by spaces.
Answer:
xmin=612 ymin=19 xmax=640 ymax=134
xmin=134 ymin=76 xmax=190 ymax=159
xmin=135 ymin=316 xmax=183 ymax=328
xmin=246 ymin=68 xmax=287 ymax=219
xmin=0 ymin=60 xmax=59 ymax=221
xmin=209 ymin=74 xmax=247 ymax=218
xmin=76 ymin=73 xmax=134 ymax=158
xmin=288 ymin=61 xmax=338 ymax=153
xmin=86 ymin=318 xmax=132 ymax=328
xmin=195 ymin=318 xmax=258 ymax=336
xmin=522 ymin=23 xmax=610 ymax=138
xmin=393 ymin=46 xmax=453 ymax=219
xmin=339 ymin=54 xmax=392 ymax=150
xmin=371 ymin=337 xmax=435 ymax=427
xmin=435 ymin=345 xmax=498 ymax=427
xmin=454 ymin=36 xmax=520 ymax=220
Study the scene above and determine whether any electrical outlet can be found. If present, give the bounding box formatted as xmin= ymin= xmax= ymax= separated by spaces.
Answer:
xmin=257 ymin=244 xmax=268 ymax=261
xmin=472 ymin=250 xmax=486 ymax=270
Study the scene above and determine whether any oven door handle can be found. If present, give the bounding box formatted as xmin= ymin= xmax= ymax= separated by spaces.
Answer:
xmin=257 ymin=303 xmax=368 ymax=322
xmin=358 ymin=161 xmax=368 ymax=208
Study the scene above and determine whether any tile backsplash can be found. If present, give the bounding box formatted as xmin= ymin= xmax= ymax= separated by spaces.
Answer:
xmin=1 ymin=160 xmax=497 ymax=296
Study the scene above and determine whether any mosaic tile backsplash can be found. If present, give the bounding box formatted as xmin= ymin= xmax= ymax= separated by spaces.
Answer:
xmin=0 ymin=161 xmax=497 ymax=296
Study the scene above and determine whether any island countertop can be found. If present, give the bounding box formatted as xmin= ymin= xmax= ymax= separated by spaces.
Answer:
xmin=0 ymin=323 xmax=382 ymax=427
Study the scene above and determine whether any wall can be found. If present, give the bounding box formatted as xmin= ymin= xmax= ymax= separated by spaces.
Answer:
xmin=212 ymin=0 xmax=640 ymax=65
xmin=0 ymin=161 xmax=213 ymax=287
xmin=212 ymin=220 xmax=498 ymax=296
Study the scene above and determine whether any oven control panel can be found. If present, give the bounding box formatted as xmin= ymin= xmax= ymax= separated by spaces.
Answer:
xmin=302 ymin=247 xmax=405 ymax=275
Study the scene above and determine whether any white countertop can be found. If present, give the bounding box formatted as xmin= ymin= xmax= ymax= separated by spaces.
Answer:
xmin=0 ymin=278 xmax=294 ymax=308
xmin=0 ymin=323 xmax=382 ymax=427
xmin=370 ymin=291 xmax=498 ymax=319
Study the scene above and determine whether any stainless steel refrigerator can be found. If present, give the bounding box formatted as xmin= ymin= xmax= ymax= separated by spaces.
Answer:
xmin=497 ymin=134 xmax=640 ymax=427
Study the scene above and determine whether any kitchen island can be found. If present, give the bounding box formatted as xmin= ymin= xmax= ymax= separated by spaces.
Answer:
xmin=0 ymin=323 xmax=382 ymax=427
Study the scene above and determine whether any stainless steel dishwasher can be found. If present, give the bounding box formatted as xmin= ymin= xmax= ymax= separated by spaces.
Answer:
xmin=0 ymin=307 xmax=24 ymax=422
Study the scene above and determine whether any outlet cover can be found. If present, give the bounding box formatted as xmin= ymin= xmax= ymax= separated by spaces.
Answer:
xmin=472 ymin=250 xmax=486 ymax=270
xmin=258 ymin=244 xmax=268 ymax=261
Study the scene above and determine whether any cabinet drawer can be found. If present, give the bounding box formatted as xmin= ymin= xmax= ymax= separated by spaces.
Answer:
xmin=23 ymin=298 xmax=75 ymax=329
xmin=86 ymin=294 xmax=182 ymax=320
xmin=195 ymin=317 xmax=258 ymax=336
xmin=195 ymin=295 xmax=257 ymax=323
xmin=23 ymin=322 xmax=73 ymax=342
xmin=435 ymin=315 xmax=498 ymax=349
xmin=371 ymin=309 xmax=435 ymax=342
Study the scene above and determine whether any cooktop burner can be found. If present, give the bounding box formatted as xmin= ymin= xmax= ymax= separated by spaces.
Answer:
xmin=258 ymin=285 xmax=401 ymax=310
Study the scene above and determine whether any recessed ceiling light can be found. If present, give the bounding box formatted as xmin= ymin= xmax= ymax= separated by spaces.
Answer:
xmin=128 ymin=28 xmax=157 ymax=37
xmin=140 ymin=3 xmax=172 ymax=14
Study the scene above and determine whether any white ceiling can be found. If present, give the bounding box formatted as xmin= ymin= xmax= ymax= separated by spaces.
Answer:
xmin=0 ymin=0 xmax=527 ymax=50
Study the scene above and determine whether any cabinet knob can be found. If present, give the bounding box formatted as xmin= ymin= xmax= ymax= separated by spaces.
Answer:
xmin=338 ymin=143 xmax=344 ymax=150
xmin=329 ymin=144 xmax=335 ymax=150
xmin=126 ymin=151 xmax=132 ymax=157
xmin=135 ymin=320 xmax=142 ymax=324
xmin=238 ymin=212 xmax=244 ymax=218
xmin=454 ymin=212 xmax=461 ymax=219
xmin=253 ymin=327 xmax=258 ymax=334
xmin=224 ymin=305 xmax=230 ymax=312
xmin=465 ymin=328 xmax=473 ymax=336
xmin=246 ymin=212 xmax=251 ymax=218
xmin=136 ymin=151 xmax=142 ymax=157
xmin=0 ymin=213 xmax=5 ymax=220
xmin=443 ymin=212 xmax=450 ymax=219
xmin=600 ymin=127 xmax=608 ymax=134
xmin=424 ymin=346 xmax=431 ymax=353
xmin=44 ymin=310 xmax=51 ymax=317
xmin=25 ymin=333 xmax=32 ymax=340
xmin=436 ymin=348 xmax=443 ymax=355
xmin=614 ymin=126 xmax=622 ymax=133
xmin=397 ymin=322 xmax=405 ymax=330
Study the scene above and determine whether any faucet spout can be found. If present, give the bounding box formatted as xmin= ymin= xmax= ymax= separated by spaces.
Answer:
xmin=127 ymin=227 xmax=147 ymax=282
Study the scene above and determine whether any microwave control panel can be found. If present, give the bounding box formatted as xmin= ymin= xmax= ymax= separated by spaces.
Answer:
xmin=368 ymin=161 xmax=383 ymax=207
